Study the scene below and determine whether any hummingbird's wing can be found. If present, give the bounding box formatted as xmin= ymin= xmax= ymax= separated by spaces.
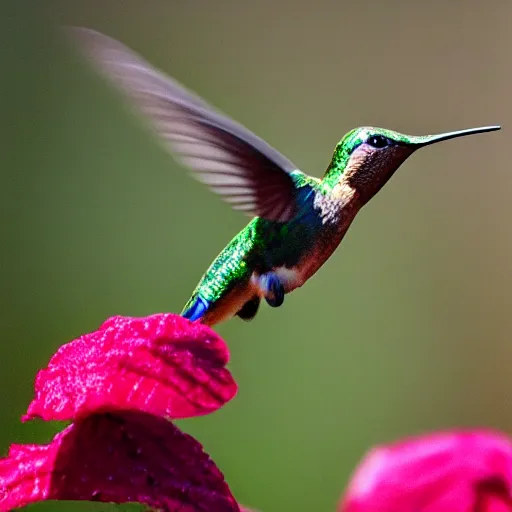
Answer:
xmin=68 ymin=28 xmax=301 ymax=223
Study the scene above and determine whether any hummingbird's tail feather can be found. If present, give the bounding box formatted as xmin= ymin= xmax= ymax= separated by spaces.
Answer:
xmin=181 ymin=296 xmax=210 ymax=322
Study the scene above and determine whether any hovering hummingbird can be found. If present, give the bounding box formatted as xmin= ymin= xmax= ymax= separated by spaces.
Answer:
xmin=71 ymin=28 xmax=501 ymax=327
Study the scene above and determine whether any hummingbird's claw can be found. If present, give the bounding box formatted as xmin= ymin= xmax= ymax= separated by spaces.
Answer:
xmin=259 ymin=272 xmax=285 ymax=308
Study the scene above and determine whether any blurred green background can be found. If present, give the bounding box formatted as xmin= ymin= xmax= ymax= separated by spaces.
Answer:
xmin=1 ymin=1 xmax=511 ymax=510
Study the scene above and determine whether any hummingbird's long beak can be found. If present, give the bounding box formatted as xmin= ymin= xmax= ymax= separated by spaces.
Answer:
xmin=409 ymin=125 xmax=501 ymax=147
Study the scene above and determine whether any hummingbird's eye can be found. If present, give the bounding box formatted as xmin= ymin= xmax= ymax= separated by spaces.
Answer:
xmin=367 ymin=135 xmax=392 ymax=149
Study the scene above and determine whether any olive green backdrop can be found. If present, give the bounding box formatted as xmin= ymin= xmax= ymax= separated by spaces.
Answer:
xmin=1 ymin=1 xmax=511 ymax=510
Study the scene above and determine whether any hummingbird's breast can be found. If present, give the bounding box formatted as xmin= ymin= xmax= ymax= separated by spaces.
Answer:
xmin=284 ymin=214 xmax=359 ymax=291
xmin=263 ymin=182 xmax=361 ymax=293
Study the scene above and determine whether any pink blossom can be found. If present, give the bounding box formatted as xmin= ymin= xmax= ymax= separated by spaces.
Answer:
xmin=0 ymin=410 xmax=239 ymax=511
xmin=25 ymin=314 xmax=237 ymax=421
xmin=341 ymin=430 xmax=512 ymax=512
xmin=0 ymin=313 xmax=239 ymax=511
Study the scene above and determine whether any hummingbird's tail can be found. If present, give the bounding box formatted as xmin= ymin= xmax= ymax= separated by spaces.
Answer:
xmin=181 ymin=296 xmax=210 ymax=322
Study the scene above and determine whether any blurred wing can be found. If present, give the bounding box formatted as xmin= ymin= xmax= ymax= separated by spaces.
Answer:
xmin=68 ymin=27 xmax=300 ymax=222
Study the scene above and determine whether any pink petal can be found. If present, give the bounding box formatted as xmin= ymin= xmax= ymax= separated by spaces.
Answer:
xmin=24 ymin=314 xmax=237 ymax=422
xmin=341 ymin=430 xmax=512 ymax=512
xmin=0 ymin=410 xmax=240 ymax=512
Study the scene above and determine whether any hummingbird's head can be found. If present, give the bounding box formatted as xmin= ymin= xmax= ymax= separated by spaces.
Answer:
xmin=324 ymin=125 xmax=501 ymax=204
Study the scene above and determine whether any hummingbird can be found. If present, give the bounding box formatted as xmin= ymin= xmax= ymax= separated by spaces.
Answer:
xmin=70 ymin=28 xmax=501 ymax=327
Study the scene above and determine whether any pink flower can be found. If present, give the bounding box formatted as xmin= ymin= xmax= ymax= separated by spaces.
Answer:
xmin=340 ymin=430 xmax=512 ymax=512
xmin=25 ymin=314 xmax=237 ymax=421
xmin=0 ymin=313 xmax=239 ymax=511
xmin=0 ymin=411 xmax=238 ymax=511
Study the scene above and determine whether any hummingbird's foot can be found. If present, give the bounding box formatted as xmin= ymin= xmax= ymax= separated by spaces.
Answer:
xmin=237 ymin=296 xmax=260 ymax=321
xmin=259 ymin=272 xmax=285 ymax=308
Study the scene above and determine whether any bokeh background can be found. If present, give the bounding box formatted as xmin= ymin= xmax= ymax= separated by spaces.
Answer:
xmin=2 ymin=1 xmax=511 ymax=510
